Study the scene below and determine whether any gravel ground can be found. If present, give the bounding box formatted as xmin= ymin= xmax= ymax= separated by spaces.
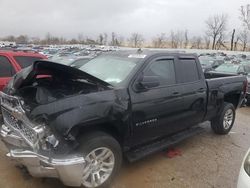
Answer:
xmin=0 ymin=107 xmax=249 ymax=188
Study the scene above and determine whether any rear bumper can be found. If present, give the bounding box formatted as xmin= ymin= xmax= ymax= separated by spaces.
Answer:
xmin=0 ymin=124 xmax=85 ymax=187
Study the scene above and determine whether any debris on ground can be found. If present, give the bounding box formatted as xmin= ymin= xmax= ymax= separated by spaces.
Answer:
xmin=164 ymin=148 xmax=182 ymax=158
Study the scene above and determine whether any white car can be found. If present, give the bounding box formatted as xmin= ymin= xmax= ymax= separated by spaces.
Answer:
xmin=238 ymin=149 xmax=250 ymax=188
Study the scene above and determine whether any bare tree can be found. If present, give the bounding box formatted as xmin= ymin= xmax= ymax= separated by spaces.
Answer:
xmin=2 ymin=35 xmax=15 ymax=42
xmin=98 ymin=34 xmax=104 ymax=45
xmin=16 ymin=35 xmax=29 ymax=44
xmin=190 ymin=36 xmax=202 ymax=49
xmin=128 ymin=33 xmax=144 ymax=48
xmin=240 ymin=4 xmax=250 ymax=30
xmin=234 ymin=36 xmax=240 ymax=51
xmin=230 ymin=29 xmax=236 ymax=51
xmin=205 ymin=14 xmax=228 ymax=50
xmin=152 ymin=33 xmax=166 ymax=48
xmin=184 ymin=30 xmax=189 ymax=48
xmin=103 ymin=33 xmax=108 ymax=45
xmin=170 ymin=31 xmax=184 ymax=48
xmin=204 ymin=35 xmax=210 ymax=49
xmin=45 ymin=32 xmax=52 ymax=45
xmin=215 ymin=31 xmax=228 ymax=50
xmin=239 ymin=29 xmax=249 ymax=51
xmin=111 ymin=32 xmax=116 ymax=46
xmin=77 ymin=34 xmax=84 ymax=44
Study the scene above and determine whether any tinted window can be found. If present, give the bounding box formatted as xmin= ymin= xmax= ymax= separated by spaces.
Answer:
xmin=179 ymin=59 xmax=199 ymax=83
xmin=0 ymin=56 xmax=14 ymax=77
xmin=14 ymin=56 xmax=43 ymax=68
xmin=144 ymin=59 xmax=176 ymax=86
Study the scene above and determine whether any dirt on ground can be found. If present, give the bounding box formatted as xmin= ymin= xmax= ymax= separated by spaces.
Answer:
xmin=0 ymin=108 xmax=249 ymax=188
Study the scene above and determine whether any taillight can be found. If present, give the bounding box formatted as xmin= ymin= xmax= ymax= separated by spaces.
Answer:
xmin=243 ymin=80 xmax=248 ymax=96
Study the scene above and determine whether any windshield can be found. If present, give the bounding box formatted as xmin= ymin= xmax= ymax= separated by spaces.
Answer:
xmin=14 ymin=56 xmax=43 ymax=68
xmin=215 ymin=64 xmax=239 ymax=73
xmin=80 ymin=56 xmax=139 ymax=85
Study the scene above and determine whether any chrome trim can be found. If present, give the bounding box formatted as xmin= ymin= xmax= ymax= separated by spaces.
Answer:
xmin=0 ymin=124 xmax=29 ymax=147
xmin=0 ymin=91 xmax=44 ymax=149
xmin=0 ymin=124 xmax=86 ymax=187
xmin=6 ymin=149 xmax=85 ymax=187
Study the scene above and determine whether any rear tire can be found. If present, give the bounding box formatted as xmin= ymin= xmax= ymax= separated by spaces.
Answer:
xmin=211 ymin=102 xmax=235 ymax=135
xmin=78 ymin=132 xmax=122 ymax=188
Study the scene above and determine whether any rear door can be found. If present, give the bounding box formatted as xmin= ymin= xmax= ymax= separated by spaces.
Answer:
xmin=0 ymin=56 xmax=16 ymax=91
xmin=175 ymin=57 xmax=207 ymax=128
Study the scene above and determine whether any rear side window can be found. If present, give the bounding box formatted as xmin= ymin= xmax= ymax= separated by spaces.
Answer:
xmin=14 ymin=56 xmax=43 ymax=68
xmin=0 ymin=56 xmax=15 ymax=77
xmin=179 ymin=59 xmax=200 ymax=83
xmin=144 ymin=59 xmax=176 ymax=86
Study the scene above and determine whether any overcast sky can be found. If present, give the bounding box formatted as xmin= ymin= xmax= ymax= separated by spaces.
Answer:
xmin=0 ymin=0 xmax=249 ymax=40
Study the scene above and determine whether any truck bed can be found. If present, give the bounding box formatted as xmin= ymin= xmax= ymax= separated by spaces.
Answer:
xmin=204 ymin=72 xmax=246 ymax=121
xmin=204 ymin=71 xmax=238 ymax=79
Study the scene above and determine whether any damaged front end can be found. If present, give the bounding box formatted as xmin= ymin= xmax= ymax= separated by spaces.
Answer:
xmin=0 ymin=91 xmax=86 ymax=186
xmin=0 ymin=60 xmax=123 ymax=187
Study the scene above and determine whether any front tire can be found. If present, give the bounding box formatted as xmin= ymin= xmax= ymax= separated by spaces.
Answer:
xmin=211 ymin=102 xmax=235 ymax=135
xmin=78 ymin=132 xmax=122 ymax=188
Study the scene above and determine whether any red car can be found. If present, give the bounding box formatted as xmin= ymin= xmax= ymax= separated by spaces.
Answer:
xmin=0 ymin=50 xmax=47 ymax=91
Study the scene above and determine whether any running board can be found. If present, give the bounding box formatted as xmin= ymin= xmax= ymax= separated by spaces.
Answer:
xmin=126 ymin=127 xmax=204 ymax=162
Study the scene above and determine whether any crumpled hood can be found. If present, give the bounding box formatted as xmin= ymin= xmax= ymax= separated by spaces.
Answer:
xmin=5 ymin=60 xmax=112 ymax=94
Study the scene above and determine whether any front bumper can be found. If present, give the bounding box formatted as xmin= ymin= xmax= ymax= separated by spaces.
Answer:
xmin=0 ymin=124 xmax=86 ymax=187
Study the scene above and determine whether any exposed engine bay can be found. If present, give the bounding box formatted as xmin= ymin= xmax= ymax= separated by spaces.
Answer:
xmin=5 ymin=61 xmax=111 ymax=111
xmin=16 ymin=76 xmax=107 ymax=110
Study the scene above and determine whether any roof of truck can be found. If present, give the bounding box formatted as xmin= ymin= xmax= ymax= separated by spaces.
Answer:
xmin=106 ymin=49 xmax=196 ymax=58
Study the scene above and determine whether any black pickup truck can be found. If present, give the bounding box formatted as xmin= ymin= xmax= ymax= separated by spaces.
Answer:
xmin=0 ymin=50 xmax=248 ymax=188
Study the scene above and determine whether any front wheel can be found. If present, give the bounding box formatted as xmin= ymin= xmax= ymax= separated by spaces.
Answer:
xmin=78 ymin=132 xmax=122 ymax=188
xmin=211 ymin=102 xmax=235 ymax=135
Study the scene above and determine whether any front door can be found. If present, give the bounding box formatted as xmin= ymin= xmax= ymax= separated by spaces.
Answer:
xmin=129 ymin=57 xmax=184 ymax=146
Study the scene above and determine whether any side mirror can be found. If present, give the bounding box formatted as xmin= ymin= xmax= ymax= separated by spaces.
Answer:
xmin=136 ymin=76 xmax=160 ymax=90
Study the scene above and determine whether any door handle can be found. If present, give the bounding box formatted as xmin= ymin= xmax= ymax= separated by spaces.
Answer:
xmin=171 ymin=92 xmax=181 ymax=97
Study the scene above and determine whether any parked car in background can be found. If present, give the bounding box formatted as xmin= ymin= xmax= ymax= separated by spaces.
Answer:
xmin=214 ymin=64 xmax=250 ymax=76
xmin=238 ymin=148 xmax=250 ymax=188
xmin=0 ymin=50 xmax=47 ymax=91
xmin=246 ymin=75 xmax=250 ymax=106
xmin=199 ymin=56 xmax=224 ymax=72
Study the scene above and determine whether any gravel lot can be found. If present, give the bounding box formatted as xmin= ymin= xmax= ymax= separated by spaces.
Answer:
xmin=0 ymin=107 xmax=249 ymax=188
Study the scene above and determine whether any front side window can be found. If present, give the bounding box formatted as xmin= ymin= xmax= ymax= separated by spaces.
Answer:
xmin=143 ymin=59 xmax=176 ymax=87
xmin=0 ymin=56 xmax=15 ymax=77
xmin=179 ymin=59 xmax=199 ymax=83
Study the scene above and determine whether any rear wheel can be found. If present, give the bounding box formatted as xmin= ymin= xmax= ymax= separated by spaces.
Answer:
xmin=78 ymin=132 xmax=122 ymax=188
xmin=211 ymin=102 xmax=235 ymax=135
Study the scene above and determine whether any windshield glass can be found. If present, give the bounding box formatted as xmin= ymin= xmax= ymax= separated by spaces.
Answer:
xmin=215 ymin=64 xmax=239 ymax=73
xmin=14 ymin=56 xmax=43 ymax=68
xmin=80 ymin=56 xmax=139 ymax=85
